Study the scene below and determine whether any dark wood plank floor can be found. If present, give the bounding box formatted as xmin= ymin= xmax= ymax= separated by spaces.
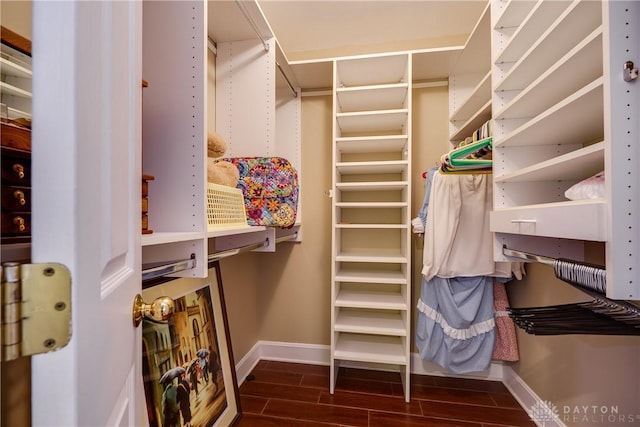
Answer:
xmin=236 ymin=361 xmax=536 ymax=427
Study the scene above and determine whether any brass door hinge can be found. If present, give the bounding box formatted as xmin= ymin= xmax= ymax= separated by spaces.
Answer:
xmin=1 ymin=262 xmax=71 ymax=362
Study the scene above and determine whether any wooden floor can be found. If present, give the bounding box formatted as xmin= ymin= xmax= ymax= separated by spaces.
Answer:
xmin=236 ymin=361 xmax=536 ymax=427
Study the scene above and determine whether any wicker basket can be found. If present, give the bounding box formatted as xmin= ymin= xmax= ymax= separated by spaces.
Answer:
xmin=206 ymin=183 xmax=248 ymax=230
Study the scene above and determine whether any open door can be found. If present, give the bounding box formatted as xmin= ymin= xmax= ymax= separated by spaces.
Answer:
xmin=30 ymin=2 xmax=144 ymax=425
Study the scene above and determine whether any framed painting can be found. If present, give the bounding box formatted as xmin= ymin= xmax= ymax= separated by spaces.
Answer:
xmin=141 ymin=261 xmax=241 ymax=427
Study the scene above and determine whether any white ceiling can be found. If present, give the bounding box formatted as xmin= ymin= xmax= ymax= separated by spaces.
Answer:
xmin=257 ymin=0 xmax=487 ymax=60
xmin=208 ymin=0 xmax=488 ymax=90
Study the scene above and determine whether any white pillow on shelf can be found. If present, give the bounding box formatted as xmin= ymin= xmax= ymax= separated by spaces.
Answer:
xmin=565 ymin=171 xmax=605 ymax=201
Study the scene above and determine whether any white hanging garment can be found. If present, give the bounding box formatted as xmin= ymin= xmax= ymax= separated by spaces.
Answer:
xmin=422 ymin=172 xmax=495 ymax=280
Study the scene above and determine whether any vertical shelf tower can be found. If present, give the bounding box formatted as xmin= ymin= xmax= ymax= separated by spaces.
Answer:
xmin=330 ymin=53 xmax=412 ymax=402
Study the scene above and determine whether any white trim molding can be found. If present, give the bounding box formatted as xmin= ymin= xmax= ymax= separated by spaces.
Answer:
xmin=502 ymin=365 xmax=567 ymax=427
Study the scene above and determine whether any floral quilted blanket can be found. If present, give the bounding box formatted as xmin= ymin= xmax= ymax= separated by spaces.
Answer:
xmin=227 ymin=157 xmax=299 ymax=228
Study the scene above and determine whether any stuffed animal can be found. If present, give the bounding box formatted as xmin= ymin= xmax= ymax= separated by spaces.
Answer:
xmin=207 ymin=132 xmax=239 ymax=188
xmin=207 ymin=131 xmax=227 ymax=158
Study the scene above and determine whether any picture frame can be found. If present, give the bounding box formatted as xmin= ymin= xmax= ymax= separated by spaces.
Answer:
xmin=141 ymin=261 xmax=241 ymax=427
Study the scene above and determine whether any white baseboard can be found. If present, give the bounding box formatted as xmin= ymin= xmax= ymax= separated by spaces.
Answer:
xmin=235 ymin=340 xmax=557 ymax=426
xmin=234 ymin=341 xmax=263 ymax=387
xmin=234 ymin=340 xmax=330 ymax=386
xmin=502 ymin=364 xmax=566 ymax=427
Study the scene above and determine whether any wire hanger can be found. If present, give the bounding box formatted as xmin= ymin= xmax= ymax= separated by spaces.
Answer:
xmin=502 ymin=245 xmax=640 ymax=336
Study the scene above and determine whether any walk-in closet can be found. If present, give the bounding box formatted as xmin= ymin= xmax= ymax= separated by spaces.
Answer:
xmin=1 ymin=1 xmax=639 ymax=426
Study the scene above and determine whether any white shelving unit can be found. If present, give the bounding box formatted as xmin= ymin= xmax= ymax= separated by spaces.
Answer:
xmin=448 ymin=2 xmax=492 ymax=144
xmin=330 ymin=52 xmax=412 ymax=402
xmin=490 ymin=0 xmax=640 ymax=300
xmin=140 ymin=1 xmax=301 ymax=280
xmin=0 ymin=40 xmax=32 ymax=120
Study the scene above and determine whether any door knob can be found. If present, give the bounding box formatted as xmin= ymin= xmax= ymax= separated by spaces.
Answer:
xmin=132 ymin=294 xmax=175 ymax=327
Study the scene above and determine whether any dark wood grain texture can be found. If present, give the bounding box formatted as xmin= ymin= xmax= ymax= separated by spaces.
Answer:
xmin=236 ymin=361 xmax=536 ymax=427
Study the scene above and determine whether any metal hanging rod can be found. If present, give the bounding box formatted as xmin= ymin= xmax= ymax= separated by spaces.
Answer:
xmin=235 ymin=0 xmax=269 ymax=52
xmin=141 ymin=232 xmax=297 ymax=283
xmin=142 ymin=255 xmax=197 ymax=282
xmin=503 ymin=245 xmax=639 ymax=311
xmin=208 ymin=231 xmax=298 ymax=263
xmin=275 ymin=232 xmax=298 ymax=244
xmin=276 ymin=61 xmax=298 ymax=98
xmin=503 ymin=245 xmax=606 ymax=293
xmin=233 ymin=1 xmax=298 ymax=97
xmin=208 ymin=239 xmax=268 ymax=262
xmin=502 ymin=246 xmax=555 ymax=266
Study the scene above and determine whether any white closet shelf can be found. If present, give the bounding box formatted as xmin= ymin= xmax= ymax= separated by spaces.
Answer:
xmin=453 ymin=3 xmax=491 ymax=74
xmin=336 ymin=160 xmax=408 ymax=175
xmin=494 ymin=0 xmax=537 ymax=30
xmin=207 ymin=225 xmax=267 ymax=238
xmin=335 ymin=310 xmax=406 ymax=336
xmin=0 ymin=57 xmax=32 ymax=78
xmin=495 ymin=1 xmax=572 ymax=64
xmin=495 ymin=0 xmax=601 ymax=92
xmin=336 ymin=181 xmax=408 ymax=191
xmin=449 ymin=71 xmax=491 ymax=123
xmin=142 ymin=226 xmax=267 ymax=246
xmin=0 ymin=81 xmax=31 ymax=99
xmin=336 ymin=223 xmax=408 ymax=230
xmin=337 ymin=110 xmax=408 ymax=134
xmin=336 ymin=83 xmax=408 ymax=113
xmin=335 ymin=268 xmax=407 ymax=284
xmin=495 ymin=141 xmax=604 ymax=183
xmin=491 ymin=199 xmax=607 ymax=241
xmin=494 ymin=29 xmax=603 ymax=120
xmin=496 ymin=78 xmax=603 ymax=148
xmin=336 ymin=250 xmax=408 ymax=263
xmin=336 ymin=290 xmax=406 ymax=310
xmin=336 ymin=202 xmax=408 ymax=209
xmin=7 ymin=106 xmax=31 ymax=120
xmin=334 ymin=334 xmax=406 ymax=365
xmin=449 ymin=100 xmax=491 ymax=143
xmin=336 ymin=135 xmax=408 ymax=154
xmin=142 ymin=231 xmax=206 ymax=246
xmin=337 ymin=54 xmax=408 ymax=87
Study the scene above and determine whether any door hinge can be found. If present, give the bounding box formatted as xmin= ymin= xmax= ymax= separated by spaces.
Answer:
xmin=1 ymin=262 xmax=72 ymax=362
